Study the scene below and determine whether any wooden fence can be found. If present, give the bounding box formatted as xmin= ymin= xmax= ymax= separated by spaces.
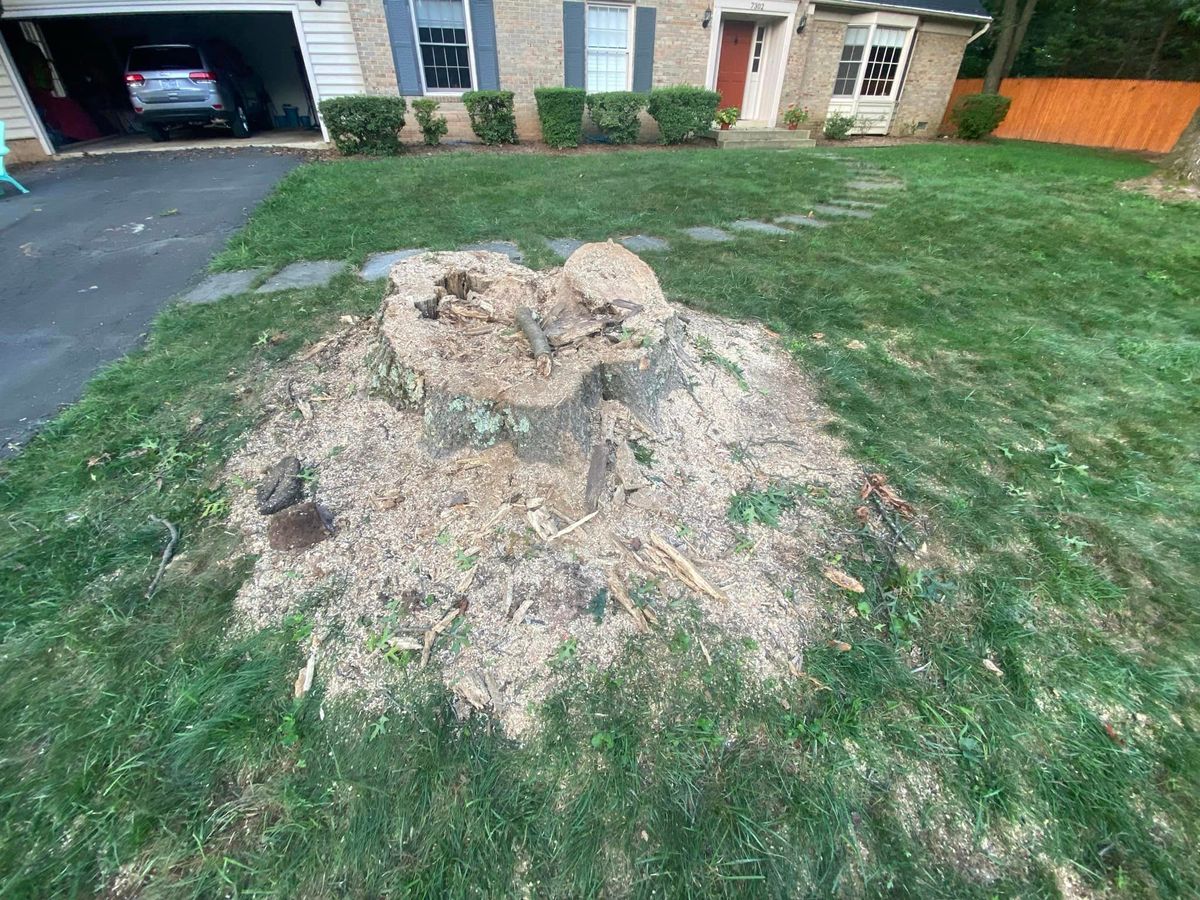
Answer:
xmin=942 ymin=78 xmax=1200 ymax=153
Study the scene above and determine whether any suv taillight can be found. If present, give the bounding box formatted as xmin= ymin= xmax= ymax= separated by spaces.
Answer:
xmin=189 ymin=71 xmax=216 ymax=82
xmin=125 ymin=73 xmax=145 ymax=85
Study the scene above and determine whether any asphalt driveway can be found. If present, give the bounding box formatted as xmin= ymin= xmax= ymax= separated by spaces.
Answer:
xmin=0 ymin=149 xmax=301 ymax=453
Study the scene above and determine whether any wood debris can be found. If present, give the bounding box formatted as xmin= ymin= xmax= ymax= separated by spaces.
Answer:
xmin=822 ymin=566 xmax=865 ymax=594
xmin=515 ymin=306 xmax=553 ymax=377
xmin=293 ymin=633 xmax=318 ymax=697
xmin=643 ymin=533 xmax=728 ymax=602
xmin=549 ymin=508 xmax=599 ymax=541
xmin=860 ymin=472 xmax=915 ymax=519
xmin=421 ymin=606 xmax=461 ymax=667
xmin=607 ymin=572 xmax=649 ymax=631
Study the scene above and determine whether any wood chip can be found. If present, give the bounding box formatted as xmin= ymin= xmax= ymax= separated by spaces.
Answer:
xmin=822 ymin=566 xmax=865 ymax=594
xmin=607 ymin=572 xmax=648 ymax=631
xmin=646 ymin=533 xmax=728 ymax=602
xmin=982 ymin=658 xmax=1004 ymax=677
xmin=827 ymin=639 xmax=852 ymax=653
xmin=549 ymin=508 xmax=599 ymax=541
xmin=421 ymin=607 xmax=461 ymax=667
xmin=293 ymin=634 xmax=318 ymax=698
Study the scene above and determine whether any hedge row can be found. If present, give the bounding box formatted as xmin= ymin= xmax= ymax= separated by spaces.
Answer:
xmin=320 ymin=86 xmax=726 ymax=155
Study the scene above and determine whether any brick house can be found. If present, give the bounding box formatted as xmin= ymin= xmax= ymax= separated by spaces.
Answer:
xmin=0 ymin=0 xmax=988 ymax=162
xmin=350 ymin=0 xmax=991 ymax=140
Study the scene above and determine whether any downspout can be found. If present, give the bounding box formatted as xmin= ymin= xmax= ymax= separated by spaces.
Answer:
xmin=966 ymin=21 xmax=992 ymax=44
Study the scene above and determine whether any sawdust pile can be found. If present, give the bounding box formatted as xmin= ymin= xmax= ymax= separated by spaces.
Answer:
xmin=226 ymin=246 xmax=862 ymax=736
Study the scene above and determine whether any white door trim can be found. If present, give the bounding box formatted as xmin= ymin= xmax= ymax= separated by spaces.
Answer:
xmin=703 ymin=0 xmax=800 ymax=128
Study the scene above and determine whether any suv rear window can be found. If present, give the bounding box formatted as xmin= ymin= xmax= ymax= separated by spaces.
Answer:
xmin=127 ymin=46 xmax=203 ymax=71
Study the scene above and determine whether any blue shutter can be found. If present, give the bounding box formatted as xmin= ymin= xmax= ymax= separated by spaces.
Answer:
xmin=563 ymin=1 xmax=586 ymax=89
xmin=383 ymin=0 xmax=423 ymax=96
xmin=632 ymin=6 xmax=656 ymax=93
xmin=469 ymin=0 xmax=501 ymax=90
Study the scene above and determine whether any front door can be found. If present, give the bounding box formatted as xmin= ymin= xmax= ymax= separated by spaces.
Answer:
xmin=715 ymin=20 xmax=755 ymax=111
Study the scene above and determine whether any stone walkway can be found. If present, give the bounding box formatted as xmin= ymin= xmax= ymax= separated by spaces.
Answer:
xmin=182 ymin=155 xmax=902 ymax=301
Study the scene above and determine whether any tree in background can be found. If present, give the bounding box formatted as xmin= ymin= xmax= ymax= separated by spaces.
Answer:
xmin=963 ymin=0 xmax=1200 ymax=83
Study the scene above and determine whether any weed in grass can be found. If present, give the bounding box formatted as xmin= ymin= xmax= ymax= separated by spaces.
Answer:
xmin=728 ymin=482 xmax=800 ymax=527
xmin=694 ymin=334 xmax=749 ymax=390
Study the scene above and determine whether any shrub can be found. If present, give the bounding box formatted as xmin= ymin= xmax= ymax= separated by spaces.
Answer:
xmin=823 ymin=112 xmax=857 ymax=141
xmin=647 ymin=86 xmax=721 ymax=144
xmin=318 ymin=95 xmax=407 ymax=156
xmin=951 ymin=93 xmax=1012 ymax=140
xmin=412 ymin=98 xmax=448 ymax=146
xmin=461 ymin=90 xmax=517 ymax=145
xmin=534 ymin=87 xmax=586 ymax=148
xmin=586 ymin=91 xmax=647 ymax=144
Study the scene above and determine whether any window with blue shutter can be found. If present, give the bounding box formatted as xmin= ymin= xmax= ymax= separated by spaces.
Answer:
xmin=385 ymin=0 xmax=501 ymax=93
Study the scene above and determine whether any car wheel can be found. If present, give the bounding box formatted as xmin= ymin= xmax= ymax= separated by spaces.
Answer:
xmin=231 ymin=103 xmax=252 ymax=138
xmin=147 ymin=124 xmax=170 ymax=142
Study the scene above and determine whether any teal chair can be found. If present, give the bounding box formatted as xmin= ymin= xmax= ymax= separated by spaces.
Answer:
xmin=1 ymin=121 xmax=30 ymax=196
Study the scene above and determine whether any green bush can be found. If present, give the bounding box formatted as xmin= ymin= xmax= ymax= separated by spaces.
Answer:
xmin=647 ymin=86 xmax=721 ymax=144
xmin=534 ymin=87 xmax=586 ymax=148
xmin=586 ymin=91 xmax=647 ymax=144
xmin=461 ymin=90 xmax=517 ymax=145
xmin=951 ymin=93 xmax=1012 ymax=140
xmin=318 ymin=95 xmax=407 ymax=156
xmin=823 ymin=112 xmax=856 ymax=141
xmin=411 ymin=98 xmax=448 ymax=146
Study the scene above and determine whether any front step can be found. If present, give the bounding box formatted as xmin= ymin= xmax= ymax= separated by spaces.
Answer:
xmin=710 ymin=126 xmax=816 ymax=150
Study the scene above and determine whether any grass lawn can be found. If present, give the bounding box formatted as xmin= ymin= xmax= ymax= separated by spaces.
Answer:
xmin=2 ymin=141 xmax=1198 ymax=897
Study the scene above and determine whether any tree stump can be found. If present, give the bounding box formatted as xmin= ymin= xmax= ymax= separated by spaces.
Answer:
xmin=367 ymin=243 xmax=682 ymax=462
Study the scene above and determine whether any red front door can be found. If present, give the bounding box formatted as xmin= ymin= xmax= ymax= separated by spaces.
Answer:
xmin=715 ymin=20 xmax=755 ymax=111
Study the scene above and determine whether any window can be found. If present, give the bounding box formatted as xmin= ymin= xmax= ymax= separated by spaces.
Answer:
xmin=860 ymin=27 xmax=905 ymax=96
xmin=586 ymin=4 xmax=632 ymax=92
xmin=415 ymin=0 xmax=472 ymax=91
xmin=832 ymin=26 xmax=868 ymax=96
xmin=751 ymin=25 xmax=766 ymax=74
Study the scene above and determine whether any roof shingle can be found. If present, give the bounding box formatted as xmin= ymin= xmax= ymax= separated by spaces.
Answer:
xmin=832 ymin=0 xmax=992 ymax=20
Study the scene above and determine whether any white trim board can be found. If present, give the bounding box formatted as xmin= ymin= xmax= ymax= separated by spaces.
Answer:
xmin=703 ymin=0 xmax=801 ymax=127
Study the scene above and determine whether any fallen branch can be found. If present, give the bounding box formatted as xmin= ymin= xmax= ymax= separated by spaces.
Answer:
xmin=515 ymin=307 xmax=553 ymax=377
xmin=145 ymin=515 xmax=178 ymax=599
xmin=549 ymin=508 xmax=600 ymax=541
xmin=607 ymin=572 xmax=648 ymax=632
xmin=647 ymin=533 xmax=728 ymax=602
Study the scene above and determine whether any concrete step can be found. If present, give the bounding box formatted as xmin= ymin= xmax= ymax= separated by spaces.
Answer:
xmin=717 ymin=137 xmax=817 ymax=151
xmin=714 ymin=127 xmax=814 ymax=146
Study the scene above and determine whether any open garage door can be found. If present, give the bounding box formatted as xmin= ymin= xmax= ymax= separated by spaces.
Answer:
xmin=1 ymin=11 xmax=322 ymax=152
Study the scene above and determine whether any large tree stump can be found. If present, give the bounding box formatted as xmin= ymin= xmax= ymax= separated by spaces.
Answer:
xmin=368 ymin=243 xmax=682 ymax=462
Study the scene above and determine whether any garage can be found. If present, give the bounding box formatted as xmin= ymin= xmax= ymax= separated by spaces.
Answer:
xmin=0 ymin=0 xmax=369 ymax=157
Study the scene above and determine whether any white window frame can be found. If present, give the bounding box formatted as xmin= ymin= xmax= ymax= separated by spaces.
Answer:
xmin=832 ymin=15 xmax=915 ymax=103
xmin=409 ymin=0 xmax=479 ymax=97
xmin=584 ymin=2 xmax=635 ymax=93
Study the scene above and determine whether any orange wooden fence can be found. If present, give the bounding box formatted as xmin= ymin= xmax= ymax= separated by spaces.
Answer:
xmin=942 ymin=78 xmax=1200 ymax=153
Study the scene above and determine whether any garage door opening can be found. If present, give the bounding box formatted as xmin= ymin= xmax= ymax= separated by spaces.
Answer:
xmin=1 ymin=11 xmax=322 ymax=153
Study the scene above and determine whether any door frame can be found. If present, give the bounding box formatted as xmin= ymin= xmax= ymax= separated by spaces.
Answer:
xmin=704 ymin=0 xmax=799 ymax=127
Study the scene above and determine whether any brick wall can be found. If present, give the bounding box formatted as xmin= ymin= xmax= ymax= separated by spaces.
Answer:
xmin=791 ymin=18 xmax=845 ymax=125
xmin=892 ymin=26 xmax=971 ymax=136
xmin=347 ymin=0 xmax=399 ymax=95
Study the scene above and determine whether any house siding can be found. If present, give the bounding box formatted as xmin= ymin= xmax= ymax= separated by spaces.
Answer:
xmin=893 ymin=24 xmax=972 ymax=134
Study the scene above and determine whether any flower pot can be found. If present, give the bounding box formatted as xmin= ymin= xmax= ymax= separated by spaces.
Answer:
xmin=719 ymin=122 xmax=732 ymax=131
xmin=786 ymin=123 xmax=799 ymax=131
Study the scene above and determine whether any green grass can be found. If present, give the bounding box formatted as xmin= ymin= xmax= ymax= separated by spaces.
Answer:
xmin=3 ymin=141 xmax=1199 ymax=897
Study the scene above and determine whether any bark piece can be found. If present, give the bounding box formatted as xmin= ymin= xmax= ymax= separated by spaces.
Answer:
xmin=257 ymin=455 xmax=303 ymax=514
xmin=515 ymin=306 xmax=553 ymax=377
xmin=267 ymin=501 xmax=333 ymax=551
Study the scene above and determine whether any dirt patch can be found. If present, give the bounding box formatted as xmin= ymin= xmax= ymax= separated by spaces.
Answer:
xmin=226 ymin=247 xmax=864 ymax=736
xmin=1119 ymin=174 xmax=1200 ymax=203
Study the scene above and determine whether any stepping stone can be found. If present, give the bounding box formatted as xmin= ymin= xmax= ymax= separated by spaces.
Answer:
xmin=545 ymin=237 xmax=585 ymax=258
xmin=360 ymin=248 xmax=427 ymax=281
xmin=776 ymin=214 xmax=829 ymax=228
xmin=684 ymin=226 xmax=733 ymax=242
xmin=828 ymin=198 xmax=887 ymax=209
xmin=256 ymin=260 xmax=347 ymax=294
xmin=814 ymin=204 xmax=874 ymax=219
xmin=730 ymin=219 xmax=791 ymax=235
xmin=619 ymin=234 xmax=670 ymax=253
xmin=178 ymin=268 xmax=267 ymax=304
xmin=461 ymin=240 xmax=522 ymax=262
xmin=847 ymin=180 xmax=904 ymax=191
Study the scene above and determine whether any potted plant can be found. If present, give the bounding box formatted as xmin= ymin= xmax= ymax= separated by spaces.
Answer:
xmin=714 ymin=106 xmax=739 ymax=130
xmin=782 ymin=104 xmax=809 ymax=131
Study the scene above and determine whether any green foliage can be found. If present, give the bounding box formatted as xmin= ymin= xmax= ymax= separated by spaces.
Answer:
xmin=534 ymin=87 xmax=586 ymax=148
xmin=411 ymin=98 xmax=448 ymax=146
xmin=952 ymin=93 xmax=1013 ymax=140
xmin=727 ymin=483 xmax=800 ymax=528
xmin=714 ymin=106 xmax=739 ymax=127
xmin=822 ymin=112 xmax=857 ymax=141
xmin=694 ymin=334 xmax=748 ymax=389
xmin=586 ymin=91 xmax=647 ymax=144
xmin=318 ymin=95 xmax=407 ymax=156
xmin=461 ymin=90 xmax=517 ymax=145
xmin=647 ymin=86 xmax=721 ymax=144
xmin=782 ymin=104 xmax=810 ymax=127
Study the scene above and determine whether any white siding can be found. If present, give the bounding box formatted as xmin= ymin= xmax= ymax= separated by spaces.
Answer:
xmin=0 ymin=0 xmax=366 ymax=111
xmin=0 ymin=36 xmax=39 ymax=141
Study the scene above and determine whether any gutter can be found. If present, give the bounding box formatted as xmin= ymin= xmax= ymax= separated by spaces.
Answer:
xmin=814 ymin=1 xmax=993 ymax=23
